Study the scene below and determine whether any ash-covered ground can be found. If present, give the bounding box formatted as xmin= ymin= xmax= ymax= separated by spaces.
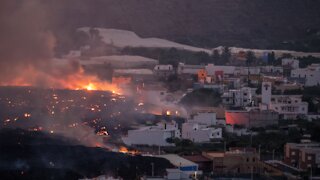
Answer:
xmin=0 ymin=86 xmax=174 ymax=179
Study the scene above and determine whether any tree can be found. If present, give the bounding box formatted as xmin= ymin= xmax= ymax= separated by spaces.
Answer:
xmin=246 ymin=51 xmax=255 ymax=66
xmin=221 ymin=46 xmax=231 ymax=64
xmin=211 ymin=49 xmax=220 ymax=64
xmin=267 ymin=51 xmax=275 ymax=65
xmin=282 ymin=53 xmax=293 ymax=59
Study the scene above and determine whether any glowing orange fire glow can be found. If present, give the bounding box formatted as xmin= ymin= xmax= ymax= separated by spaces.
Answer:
xmin=0 ymin=65 xmax=122 ymax=94
xmin=119 ymin=146 xmax=139 ymax=155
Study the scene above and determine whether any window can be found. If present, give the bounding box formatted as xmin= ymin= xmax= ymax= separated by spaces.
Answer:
xmin=247 ymin=158 xmax=249 ymax=162
xmin=253 ymin=158 xmax=255 ymax=162
xmin=244 ymin=93 xmax=247 ymax=96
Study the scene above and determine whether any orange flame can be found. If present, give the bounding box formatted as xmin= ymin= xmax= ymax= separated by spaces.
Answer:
xmin=119 ymin=146 xmax=139 ymax=155
xmin=0 ymin=64 xmax=122 ymax=94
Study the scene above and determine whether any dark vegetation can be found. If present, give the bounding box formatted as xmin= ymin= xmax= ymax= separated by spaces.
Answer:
xmin=0 ymin=129 xmax=173 ymax=180
xmin=121 ymin=47 xmax=212 ymax=67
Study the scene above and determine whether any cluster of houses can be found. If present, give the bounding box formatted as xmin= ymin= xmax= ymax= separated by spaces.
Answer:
xmin=115 ymin=57 xmax=320 ymax=178
xmin=74 ymin=51 xmax=320 ymax=178
xmin=122 ymin=112 xmax=223 ymax=146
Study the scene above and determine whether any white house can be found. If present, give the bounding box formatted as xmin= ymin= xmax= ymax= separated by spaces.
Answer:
xmin=260 ymin=66 xmax=284 ymax=74
xmin=188 ymin=112 xmax=217 ymax=126
xmin=259 ymin=82 xmax=308 ymax=119
xmin=268 ymin=95 xmax=308 ymax=119
xmin=236 ymin=66 xmax=261 ymax=76
xmin=154 ymin=64 xmax=174 ymax=78
xmin=182 ymin=123 xmax=222 ymax=143
xmin=282 ymin=58 xmax=299 ymax=69
xmin=122 ymin=121 xmax=180 ymax=146
xmin=222 ymin=87 xmax=257 ymax=107
xmin=177 ymin=63 xmax=205 ymax=75
xmin=291 ymin=64 xmax=320 ymax=86
xmin=205 ymin=64 xmax=236 ymax=76
xmin=156 ymin=154 xmax=200 ymax=176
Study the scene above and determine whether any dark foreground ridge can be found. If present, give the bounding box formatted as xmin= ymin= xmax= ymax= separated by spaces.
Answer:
xmin=0 ymin=129 xmax=173 ymax=180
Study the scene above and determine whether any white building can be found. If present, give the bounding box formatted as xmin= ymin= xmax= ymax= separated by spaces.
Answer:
xmin=189 ymin=112 xmax=217 ymax=126
xmin=268 ymin=95 xmax=308 ymax=119
xmin=205 ymin=64 xmax=236 ymax=76
xmin=236 ymin=66 xmax=261 ymax=75
xmin=291 ymin=64 xmax=320 ymax=86
xmin=143 ymin=168 xmax=191 ymax=180
xmin=154 ymin=64 xmax=174 ymax=78
xmin=177 ymin=63 xmax=204 ymax=75
xmin=261 ymin=82 xmax=272 ymax=105
xmin=182 ymin=123 xmax=222 ymax=143
xmin=282 ymin=58 xmax=299 ymax=69
xmin=259 ymin=82 xmax=308 ymax=119
xmin=122 ymin=121 xmax=180 ymax=146
xmin=157 ymin=154 xmax=200 ymax=175
xmin=222 ymin=87 xmax=257 ymax=107
xmin=260 ymin=66 xmax=284 ymax=74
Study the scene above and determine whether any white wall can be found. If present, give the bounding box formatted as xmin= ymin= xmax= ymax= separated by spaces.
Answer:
xmin=182 ymin=123 xmax=222 ymax=142
xmin=282 ymin=58 xmax=299 ymax=69
xmin=123 ymin=129 xmax=175 ymax=146
xmin=261 ymin=82 xmax=272 ymax=105
xmin=189 ymin=112 xmax=217 ymax=126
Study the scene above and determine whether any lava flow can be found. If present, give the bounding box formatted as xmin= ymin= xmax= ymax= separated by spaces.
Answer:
xmin=0 ymin=64 xmax=122 ymax=94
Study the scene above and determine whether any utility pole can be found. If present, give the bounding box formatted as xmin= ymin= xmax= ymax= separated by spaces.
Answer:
xmin=272 ymin=149 xmax=275 ymax=161
xmin=151 ymin=163 xmax=154 ymax=177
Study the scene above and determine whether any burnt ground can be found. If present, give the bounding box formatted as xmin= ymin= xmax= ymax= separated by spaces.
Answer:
xmin=0 ymin=128 xmax=173 ymax=180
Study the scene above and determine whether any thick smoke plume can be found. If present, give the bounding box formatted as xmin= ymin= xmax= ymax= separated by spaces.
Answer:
xmin=0 ymin=1 xmax=55 ymax=83
xmin=0 ymin=0 xmax=119 ymax=149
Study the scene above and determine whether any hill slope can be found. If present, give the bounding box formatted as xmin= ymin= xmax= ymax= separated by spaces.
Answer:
xmin=45 ymin=0 xmax=320 ymax=52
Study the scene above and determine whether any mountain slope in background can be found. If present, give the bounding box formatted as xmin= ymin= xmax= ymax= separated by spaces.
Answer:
xmin=46 ymin=0 xmax=320 ymax=52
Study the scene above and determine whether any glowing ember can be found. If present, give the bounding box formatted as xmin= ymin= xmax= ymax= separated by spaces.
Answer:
xmin=85 ymin=83 xmax=95 ymax=91
xmin=119 ymin=146 xmax=139 ymax=155
xmin=119 ymin=146 xmax=128 ymax=153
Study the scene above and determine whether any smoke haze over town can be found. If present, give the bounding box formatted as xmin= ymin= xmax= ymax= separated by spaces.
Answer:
xmin=1 ymin=0 xmax=320 ymax=179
